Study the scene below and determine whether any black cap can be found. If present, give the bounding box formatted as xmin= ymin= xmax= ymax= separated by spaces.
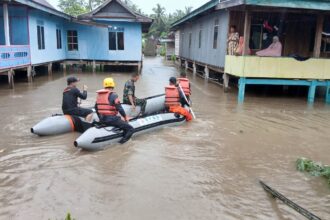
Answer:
xmin=67 ymin=76 xmax=79 ymax=85
xmin=169 ymin=77 xmax=177 ymax=84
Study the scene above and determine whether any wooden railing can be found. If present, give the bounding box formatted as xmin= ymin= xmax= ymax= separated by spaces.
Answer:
xmin=0 ymin=45 xmax=31 ymax=70
xmin=225 ymin=55 xmax=330 ymax=79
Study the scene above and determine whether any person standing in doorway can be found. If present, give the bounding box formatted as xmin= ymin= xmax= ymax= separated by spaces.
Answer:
xmin=227 ymin=25 xmax=239 ymax=55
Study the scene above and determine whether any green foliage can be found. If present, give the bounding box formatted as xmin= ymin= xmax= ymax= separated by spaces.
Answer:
xmin=58 ymin=0 xmax=88 ymax=17
xmin=159 ymin=45 xmax=166 ymax=56
xmin=296 ymin=157 xmax=330 ymax=186
xmin=171 ymin=54 xmax=176 ymax=61
xmin=65 ymin=213 xmax=75 ymax=220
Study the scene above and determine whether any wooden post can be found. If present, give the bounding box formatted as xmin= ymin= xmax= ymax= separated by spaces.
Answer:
xmin=8 ymin=69 xmax=14 ymax=89
xmin=184 ymin=60 xmax=188 ymax=70
xmin=223 ymin=73 xmax=230 ymax=93
xmin=137 ymin=61 xmax=142 ymax=73
xmin=27 ymin=65 xmax=32 ymax=82
xmin=3 ymin=3 xmax=10 ymax=46
xmin=62 ymin=62 xmax=67 ymax=72
xmin=238 ymin=77 xmax=246 ymax=103
xmin=48 ymin=63 xmax=52 ymax=75
xmin=204 ymin=65 xmax=209 ymax=79
xmin=313 ymin=14 xmax=324 ymax=58
xmin=243 ymin=10 xmax=251 ymax=55
xmin=92 ymin=60 xmax=96 ymax=72
xmin=193 ymin=62 xmax=197 ymax=75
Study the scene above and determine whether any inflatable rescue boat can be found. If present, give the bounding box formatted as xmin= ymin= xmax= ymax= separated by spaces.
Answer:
xmin=74 ymin=113 xmax=186 ymax=151
xmin=31 ymin=94 xmax=165 ymax=136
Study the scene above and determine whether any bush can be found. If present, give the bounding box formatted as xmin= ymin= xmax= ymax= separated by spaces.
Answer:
xmin=296 ymin=157 xmax=330 ymax=186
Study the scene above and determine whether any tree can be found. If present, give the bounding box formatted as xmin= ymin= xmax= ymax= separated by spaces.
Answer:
xmin=58 ymin=0 xmax=88 ymax=17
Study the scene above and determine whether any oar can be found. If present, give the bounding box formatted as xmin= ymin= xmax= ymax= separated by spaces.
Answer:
xmin=178 ymin=84 xmax=196 ymax=119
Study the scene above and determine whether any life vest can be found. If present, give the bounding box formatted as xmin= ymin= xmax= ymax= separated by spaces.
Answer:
xmin=96 ymin=89 xmax=118 ymax=116
xmin=165 ymin=86 xmax=181 ymax=107
xmin=177 ymin=78 xmax=191 ymax=96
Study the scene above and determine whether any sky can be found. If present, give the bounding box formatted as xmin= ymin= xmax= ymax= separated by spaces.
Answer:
xmin=47 ymin=0 xmax=208 ymax=14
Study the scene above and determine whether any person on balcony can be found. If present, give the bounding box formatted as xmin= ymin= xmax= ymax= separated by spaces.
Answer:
xmin=227 ymin=25 xmax=239 ymax=55
xmin=256 ymin=36 xmax=282 ymax=57
xmin=235 ymin=36 xmax=251 ymax=55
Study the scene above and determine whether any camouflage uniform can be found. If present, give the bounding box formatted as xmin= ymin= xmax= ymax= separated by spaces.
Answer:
xmin=123 ymin=79 xmax=146 ymax=114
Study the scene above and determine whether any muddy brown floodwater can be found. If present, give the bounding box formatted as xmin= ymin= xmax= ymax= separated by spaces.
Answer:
xmin=0 ymin=57 xmax=329 ymax=220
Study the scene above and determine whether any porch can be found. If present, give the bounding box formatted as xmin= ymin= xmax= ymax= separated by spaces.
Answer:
xmin=0 ymin=3 xmax=31 ymax=87
xmin=224 ymin=3 xmax=330 ymax=103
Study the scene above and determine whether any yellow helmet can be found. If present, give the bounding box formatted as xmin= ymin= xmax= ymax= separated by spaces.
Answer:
xmin=103 ymin=77 xmax=115 ymax=88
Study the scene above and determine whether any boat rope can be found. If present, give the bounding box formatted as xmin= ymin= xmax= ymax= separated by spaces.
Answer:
xmin=259 ymin=180 xmax=321 ymax=220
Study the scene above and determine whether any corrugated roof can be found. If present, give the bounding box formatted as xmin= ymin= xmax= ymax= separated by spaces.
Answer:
xmin=171 ymin=0 xmax=219 ymax=29
xmin=217 ymin=0 xmax=330 ymax=11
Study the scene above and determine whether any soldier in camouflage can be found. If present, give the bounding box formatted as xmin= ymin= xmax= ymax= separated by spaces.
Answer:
xmin=123 ymin=73 xmax=146 ymax=115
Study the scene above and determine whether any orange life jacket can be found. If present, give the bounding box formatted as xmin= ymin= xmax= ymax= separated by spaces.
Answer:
xmin=96 ymin=89 xmax=118 ymax=116
xmin=177 ymin=78 xmax=191 ymax=96
xmin=165 ymin=86 xmax=181 ymax=107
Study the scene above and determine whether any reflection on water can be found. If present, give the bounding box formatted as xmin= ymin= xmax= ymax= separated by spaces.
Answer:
xmin=0 ymin=57 xmax=329 ymax=220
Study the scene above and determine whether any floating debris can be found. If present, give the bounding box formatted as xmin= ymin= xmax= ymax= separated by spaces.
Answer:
xmin=296 ymin=157 xmax=330 ymax=186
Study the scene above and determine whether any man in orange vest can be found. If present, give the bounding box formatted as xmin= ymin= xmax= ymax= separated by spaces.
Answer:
xmin=95 ymin=78 xmax=134 ymax=144
xmin=165 ymin=77 xmax=193 ymax=121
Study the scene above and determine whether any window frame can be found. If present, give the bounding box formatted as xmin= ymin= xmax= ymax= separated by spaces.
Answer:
xmin=67 ymin=30 xmax=78 ymax=51
xmin=213 ymin=19 xmax=219 ymax=49
xmin=56 ymin=28 xmax=62 ymax=49
xmin=188 ymin=33 xmax=192 ymax=49
xmin=198 ymin=29 xmax=202 ymax=49
xmin=108 ymin=30 xmax=125 ymax=51
xmin=37 ymin=22 xmax=45 ymax=50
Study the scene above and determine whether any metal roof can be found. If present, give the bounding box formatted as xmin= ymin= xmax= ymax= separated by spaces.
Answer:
xmin=217 ymin=0 xmax=330 ymax=11
xmin=171 ymin=0 xmax=219 ymax=29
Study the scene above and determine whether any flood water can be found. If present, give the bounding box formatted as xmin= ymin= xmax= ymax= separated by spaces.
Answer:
xmin=0 ymin=57 xmax=329 ymax=220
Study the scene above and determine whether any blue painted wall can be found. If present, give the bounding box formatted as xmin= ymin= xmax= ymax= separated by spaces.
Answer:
xmin=1 ymin=4 xmax=143 ymax=67
xmin=0 ymin=6 xmax=4 ymax=45
xmin=65 ymin=21 xmax=142 ymax=61
xmin=0 ymin=6 xmax=29 ymax=45
xmin=28 ymin=8 xmax=67 ymax=65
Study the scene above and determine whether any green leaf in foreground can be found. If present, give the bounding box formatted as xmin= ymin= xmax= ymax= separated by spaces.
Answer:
xmin=296 ymin=157 xmax=330 ymax=186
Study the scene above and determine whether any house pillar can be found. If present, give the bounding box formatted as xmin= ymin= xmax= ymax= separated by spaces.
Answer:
xmin=193 ymin=62 xmax=197 ymax=75
xmin=184 ymin=60 xmax=188 ymax=70
xmin=223 ymin=73 xmax=230 ymax=93
xmin=92 ymin=60 xmax=96 ymax=72
xmin=8 ymin=69 xmax=14 ymax=89
xmin=313 ymin=14 xmax=324 ymax=58
xmin=204 ymin=65 xmax=209 ymax=79
xmin=27 ymin=65 xmax=32 ymax=82
xmin=137 ymin=62 xmax=142 ymax=73
xmin=3 ymin=3 xmax=11 ymax=46
xmin=48 ymin=63 xmax=52 ymax=75
xmin=243 ymin=10 xmax=251 ymax=55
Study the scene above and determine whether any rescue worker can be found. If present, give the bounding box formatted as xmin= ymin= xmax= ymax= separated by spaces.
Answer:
xmin=96 ymin=78 xmax=134 ymax=144
xmin=177 ymin=72 xmax=191 ymax=101
xmin=123 ymin=73 xmax=146 ymax=115
xmin=165 ymin=77 xmax=193 ymax=121
xmin=62 ymin=76 xmax=93 ymax=122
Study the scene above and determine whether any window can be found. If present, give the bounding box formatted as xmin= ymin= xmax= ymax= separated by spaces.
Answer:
xmin=67 ymin=30 xmax=78 ymax=51
xmin=213 ymin=19 xmax=219 ymax=49
xmin=250 ymin=25 xmax=263 ymax=50
xmin=189 ymin=33 xmax=192 ymax=48
xmin=37 ymin=22 xmax=45 ymax=50
xmin=109 ymin=31 xmax=125 ymax=51
xmin=198 ymin=30 xmax=202 ymax=48
xmin=321 ymin=36 xmax=330 ymax=52
xmin=56 ymin=28 xmax=62 ymax=49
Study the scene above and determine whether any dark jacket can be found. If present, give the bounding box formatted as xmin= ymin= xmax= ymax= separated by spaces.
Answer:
xmin=62 ymin=87 xmax=87 ymax=112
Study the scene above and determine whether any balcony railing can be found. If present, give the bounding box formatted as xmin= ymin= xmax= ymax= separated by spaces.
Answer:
xmin=0 ymin=45 xmax=31 ymax=70
xmin=225 ymin=55 xmax=330 ymax=80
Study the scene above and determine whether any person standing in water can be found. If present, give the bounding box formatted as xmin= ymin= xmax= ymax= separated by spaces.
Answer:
xmin=62 ymin=76 xmax=93 ymax=122
xmin=123 ymin=73 xmax=146 ymax=115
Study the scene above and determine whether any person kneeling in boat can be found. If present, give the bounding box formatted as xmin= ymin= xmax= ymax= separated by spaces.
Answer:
xmin=123 ymin=73 xmax=146 ymax=115
xmin=62 ymin=76 xmax=93 ymax=122
xmin=95 ymin=78 xmax=134 ymax=144
xmin=165 ymin=77 xmax=193 ymax=121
